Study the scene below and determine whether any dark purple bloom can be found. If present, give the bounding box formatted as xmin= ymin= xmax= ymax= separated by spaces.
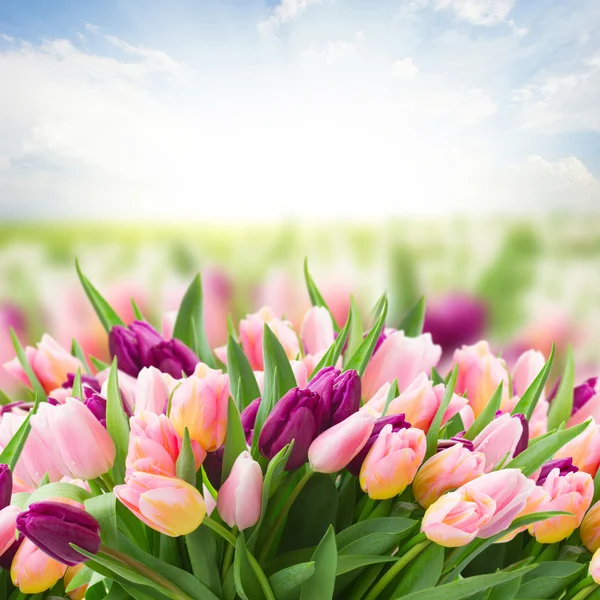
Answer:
xmin=258 ymin=387 xmax=323 ymax=470
xmin=307 ymin=367 xmax=337 ymax=425
xmin=512 ymin=413 xmax=529 ymax=456
xmin=203 ymin=447 xmax=224 ymax=490
xmin=62 ymin=373 xmax=101 ymax=393
xmin=347 ymin=414 xmax=411 ymax=476
xmin=423 ymin=295 xmax=487 ymax=354
xmin=573 ymin=378 xmax=598 ymax=414
xmin=0 ymin=537 xmax=22 ymax=570
xmin=84 ymin=393 xmax=108 ymax=428
xmin=0 ymin=465 xmax=12 ymax=510
xmin=241 ymin=398 xmax=261 ymax=443
xmin=109 ymin=320 xmax=199 ymax=378
xmin=331 ymin=370 xmax=361 ymax=426
xmin=437 ymin=436 xmax=475 ymax=453
xmin=16 ymin=501 xmax=101 ymax=566
xmin=537 ymin=458 xmax=578 ymax=486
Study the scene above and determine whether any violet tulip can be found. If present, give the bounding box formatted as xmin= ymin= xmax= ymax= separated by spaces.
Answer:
xmin=331 ymin=370 xmax=361 ymax=426
xmin=16 ymin=501 xmax=101 ymax=566
xmin=0 ymin=504 xmax=21 ymax=570
xmin=536 ymin=458 xmax=578 ymax=486
xmin=241 ymin=398 xmax=261 ymax=443
xmin=0 ymin=465 xmax=12 ymax=509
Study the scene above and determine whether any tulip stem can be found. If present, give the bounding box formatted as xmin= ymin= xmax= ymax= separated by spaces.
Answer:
xmin=258 ymin=469 xmax=314 ymax=564
xmin=363 ymin=540 xmax=430 ymax=600
xmin=570 ymin=585 xmax=598 ymax=600
xmin=358 ymin=498 xmax=376 ymax=522
xmin=221 ymin=526 xmax=238 ymax=580
xmin=565 ymin=578 xmax=596 ymax=600
xmin=203 ymin=516 xmax=237 ymax=546
xmin=100 ymin=473 xmax=115 ymax=491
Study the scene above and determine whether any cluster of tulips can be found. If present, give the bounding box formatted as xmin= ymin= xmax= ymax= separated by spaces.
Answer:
xmin=1 ymin=264 xmax=600 ymax=600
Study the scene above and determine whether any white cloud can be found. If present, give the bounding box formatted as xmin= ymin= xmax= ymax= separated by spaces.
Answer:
xmin=301 ymin=40 xmax=357 ymax=65
xmin=391 ymin=57 xmax=419 ymax=80
xmin=434 ymin=0 xmax=516 ymax=26
xmin=258 ymin=0 xmax=324 ymax=36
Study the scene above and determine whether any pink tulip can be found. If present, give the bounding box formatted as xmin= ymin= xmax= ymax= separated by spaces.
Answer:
xmin=501 ymin=394 xmax=548 ymax=439
xmin=462 ymin=469 xmax=535 ymax=538
xmin=362 ymin=331 xmax=441 ymax=400
xmin=11 ymin=538 xmax=67 ymax=594
xmin=554 ymin=420 xmax=600 ymax=477
xmin=453 ymin=341 xmax=509 ymax=418
xmin=127 ymin=412 xmax=206 ymax=478
xmin=529 ymin=469 xmax=593 ymax=544
xmin=591 ymin=548 xmax=600 ymax=585
xmin=472 ymin=413 xmax=526 ymax=472
xmin=0 ymin=504 xmax=21 ymax=557
xmin=114 ymin=471 xmax=206 ymax=537
xmin=581 ymin=500 xmax=600 ymax=552
xmin=496 ymin=485 xmax=550 ymax=543
xmin=300 ymin=307 xmax=335 ymax=356
xmin=31 ymin=398 xmax=116 ymax=480
xmin=161 ymin=311 xmax=177 ymax=341
xmin=217 ymin=451 xmax=263 ymax=530
xmin=360 ymin=425 xmax=426 ymax=499
xmin=97 ymin=369 xmax=137 ymax=414
xmin=3 ymin=334 xmax=82 ymax=394
xmin=170 ymin=372 xmax=229 ymax=452
xmin=413 ymin=444 xmax=486 ymax=509
xmin=422 ymin=487 xmax=496 ymax=547
xmin=134 ymin=367 xmax=170 ymax=416
xmin=308 ymin=412 xmax=376 ymax=473
xmin=512 ymin=350 xmax=546 ymax=398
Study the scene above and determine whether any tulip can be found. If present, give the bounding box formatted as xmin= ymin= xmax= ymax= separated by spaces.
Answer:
xmin=169 ymin=372 xmax=229 ymax=452
xmin=582 ymin=500 xmax=600 ymax=552
xmin=83 ymin=393 xmax=107 ymax=427
xmin=308 ymin=412 xmax=376 ymax=473
xmin=501 ymin=394 xmax=548 ymax=439
xmin=472 ymin=413 xmax=527 ymax=472
xmin=536 ymin=458 xmax=578 ymax=486
xmin=453 ymin=341 xmax=509 ymax=418
xmin=564 ymin=377 xmax=600 ymax=427
xmin=11 ymin=538 xmax=67 ymax=593
xmin=421 ymin=487 xmax=495 ymax=547
xmin=512 ymin=349 xmax=546 ymax=398
xmin=306 ymin=367 xmax=336 ymax=419
xmin=62 ymin=373 xmax=101 ymax=393
xmin=64 ymin=564 xmax=88 ymax=600
xmin=114 ymin=472 xmax=206 ymax=537
xmin=436 ymin=436 xmax=474 ymax=452
xmin=96 ymin=368 xmax=137 ymax=415
xmin=161 ymin=311 xmax=177 ymax=340
xmin=203 ymin=447 xmax=225 ymax=490
xmin=529 ymin=469 xmax=593 ymax=544
xmin=241 ymin=398 xmax=261 ymax=444
xmin=258 ymin=387 xmax=324 ymax=470
xmin=217 ymin=451 xmax=263 ymax=530
xmin=591 ymin=548 xmax=600 ymax=585
xmin=134 ymin=366 xmax=169 ymax=416
xmin=554 ymin=419 xmax=600 ymax=477
xmin=0 ymin=464 xmax=12 ymax=509
xmin=414 ymin=444 xmax=486 ymax=509
xmin=362 ymin=331 xmax=441 ymax=399
xmin=300 ymin=307 xmax=335 ymax=356
xmin=16 ymin=501 xmax=101 ymax=566
xmin=0 ymin=504 xmax=21 ymax=569
xmin=331 ymin=370 xmax=361 ymax=426
xmin=3 ymin=334 xmax=83 ymax=394
xmin=495 ymin=485 xmax=550 ymax=543
xmin=238 ymin=307 xmax=300 ymax=371
xmin=360 ymin=425 xmax=426 ymax=500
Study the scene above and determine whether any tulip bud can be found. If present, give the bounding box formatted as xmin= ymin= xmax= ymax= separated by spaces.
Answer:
xmin=134 ymin=366 xmax=169 ymax=416
xmin=83 ymin=393 xmax=107 ymax=428
xmin=151 ymin=339 xmax=200 ymax=379
xmin=203 ymin=447 xmax=224 ymax=490
xmin=582 ymin=500 xmax=600 ymax=552
xmin=114 ymin=472 xmax=206 ymax=537
xmin=512 ymin=350 xmax=546 ymax=398
xmin=359 ymin=425 xmax=426 ymax=499
xmin=0 ymin=504 xmax=21 ymax=570
xmin=258 ymin=387 xmax=323 ymax=470
xmin=217 ymin=452 xmax=263 ymax=530
xmin=306 ymin=367 xmax=337 ymax=421
xmin=472 ymin=413 xmax=527 ymax=472
xmin=308 ymin=412 xmax=376 ymax=473
xmin=16 ymin=501 xmax=101 ymax=566
xmin=11 ymin=538 xmax=67 ymax=594
xmin=591 ymin=548 xmax=600 ymax=585
xmin=0 ymin=465 xmax=12 ymax=510
xmin=554 ymin=419 xmax=600 ymax=477
xmin=241 ymin=398 xmax=261 ymax=443
xmin=413 ymin=444 xmax=486 ymax=509
xmin=536 ymin=458 xmax=578 ymax=486
xmin=300 ymin=307 xmax=335 ymax=356
xmin=331 ymin=370 xmax=361 ymax=426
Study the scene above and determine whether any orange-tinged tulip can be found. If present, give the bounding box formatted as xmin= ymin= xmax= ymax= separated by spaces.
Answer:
xmin=64 ymin=564 xmax=87 ymax=600
xmin=554 ymin=419 xmax=600 ymax=477
xmin=581 ymin=500 xmax=600 ymax=552
xmin=591 ymin=548 xmax=600 ymax=584
xmin=11 ymin=538 xmax=67 ymax=594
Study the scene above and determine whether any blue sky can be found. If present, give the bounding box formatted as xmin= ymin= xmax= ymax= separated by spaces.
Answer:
xmin=0 ymin=0 xmax=599 ymax=220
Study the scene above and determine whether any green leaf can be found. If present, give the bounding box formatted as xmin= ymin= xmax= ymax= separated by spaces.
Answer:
xmin=65 ymin=565 xmax=93 ymax=592
xmin=71 ymin=338 xmax=91 ymax=374
xmin=392 ymin=542 xmax=444 ymax=597
xmin=263 ymin=324 xmax=297 ymax=397
xmin=299 ymin=526 xmax=337 ymax=600
xmin=464 ymin=382 xmax=504 ymax=441
xmin=511 ymin=344 xmax=555 ymax=420
xmin=222 ymin=398 xmax=248 ymax=484
xmin=106 ymin=359 xmax=130 ymax=485
xmin=90 ymin=355 xmax=111 ymax=371
xmin=86 ymin=493 xmax=119 ymax=549
xmin=76 ymin=259 xmax=125 ymax=333
xmin=336 ymin=518 xmax=415 ymax=556
xmin=345 ymin=297 xmax=364 ymax=361
xmin=269 ymin=562 xmax=315 ymax=600
xmin=431 ymin=368 xmax=445 ymax=386
xmin=185 ymin=526 xmax=222 ymax=597
xmin=10 ymin=328 xmax=46 ymax=400
xmin=381 ymin=380 xmax=399 ymax=418
xmin=336 ymin=474 xmax=357 ymax=532
xmin=399 ymin=296 xmax=426 ymax=337
xmin=425 ymin=366 xmax=458 ymax=459
xmin=0 ymin=393 xmax=41 ymax=470
xmin=336 ymin=554 xmax=398 ymax=575
xmin=506 ymin=419 xmax=588 ymax=476
xmin=345 ymin=295 xmax=388 ymax=376
xmin=518 ymin=561 xmax=584 ymax=598
xmin=227 ymin=314 xmax=237 ymax=339
xmin=227 ymin=336 xmax=261 ymax=410
xmin=172 ymin=274 xmax=215 ymax=368
xmin=131 ymin=298 xmax=146 ymax=321
xmin=26 ymin=482 xmax=92 ymax=506
xmin=252 ymin=367 xmax=278 ymax=460
xmin=304 ymin=258 xmax=339 ymax=332
xmin=71 ymin=367 xmax=83 ymax=401
xmin=547 ymin=345 xmax=575 ymax=431
xmin=397 ymin=566 xmax=536 ymax=600
xmin=234 ymin=533 xmax=268 ymax=600
xmin=175 ymin=428 xmax=197 ymax=486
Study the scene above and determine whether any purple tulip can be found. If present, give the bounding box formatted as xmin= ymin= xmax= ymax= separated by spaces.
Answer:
xmin=16 ymin=501 xmax=101 ymax=566
xmin=84 ymin=393 xmax=108 ymax=428
xmin=150 ymin=339 xmax=199 ymax=379
xmin=331 ymin=370 xmax=361 ymax=426
xmin=258 ymin=387 xmax=324 ymax=470
xmin=0 ymin=465 xmax=12 ymax=510
xmin=347 ymin=414 xmax=411 ymax=476
xmin=437 ymin=436 xmax=475 ymax=453
xmin=241 ymin=398 xmax=261 ymax=443
xmin=62 ymin=373 xmax=101 ymax=393
xmin=512 ymin=413 xmax=529 ymax=456
xmin=203 ymin=447 xmax=225 ymax=490
xmin=537 ymin=458 xmax=579 ymax=486
xmin=307 ymin=367 xmax=336 ymax=421
xmin=0 ymin=538 xmax=22 ymax=570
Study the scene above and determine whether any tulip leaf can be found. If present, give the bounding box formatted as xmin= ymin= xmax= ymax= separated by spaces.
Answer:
xmin=518 ymin=561 xmax=584 ymax=598
xmin=186 ymin=526 xmax=222 ymax=597
xmin=75 ymin=259 xmax=125 ymax=333
xmin=71 ymin=338 xmax=91 ymax=374
xmin=90 ymin=355 xmax=111 ymax=372
xmin=227 ymin=336 xmax=261 ymax=410
xmin=26 ymin=482 xmax=92 ymax=506
xmin=464 ymin=382 xmax=504 ymax=441
xmin=336 ymin=473 xmax=357 ymax=532
xmin=299 ymin=526 xmax=337 ymax=600
xmin=172 ymin=274 xmax=216 ymax=368
xmin=311 ymin=310 xmax=352 ymax=376
xmin=381 ymin=379 xmax=399 ymax=418
xmin=345 ymin=297 xmax=364 ymax=361
xmin=336 ymin=518 xmax=416 ymax=556
xmin=304 ymin=258 xmax=340 ymax=333
xmin=0 ymin=392 xmax=41 ymax=471
xmin=547 ymin=345 xmax=575 ymax=431
xmin=9 ymin=327 xmax=46 ymax=401
xmin=176 ymin=428 xmax=197 ymax=486
xmin=399 ymin=296 xmax=426 ymax=337
xmin=106 ymin=359 xmax=130 ymax=485
xmin=425 ymin=366 xmax=458 ymax=459
xmin=397 ymin=565 xmax=536 ymax=600
xmin=511 ymin=344 xmax=555 ymax=421
xmin=269 ymin=562 xmax=316 ymax=599
xmin=234 ymin=532 xmax=271 ymax=600
xmin=71 ymin=367 xmax=83 ymax=401
xmin=392 ymin=541 xmax=444 ymax=597
xmin=252 ymin=367 xmax=278 ymax=460
xmin=65 ymin=565 xmax=94 ymax=592
xmin=131 ymin=298 xmax=146 ymax=321
xmin=345 ymin=295 xmax=388 ymax=377
xmin=431 ymin=368 xmax=445 ymax=386
xmin=263 ymin=324 xmax=297 ymax=398
xmin=506 ymin=419 xmax=588 ymax=476
xmin=222 ymin=398 xmax=248 ymax=484
xmin=86 ymin=492 xmax=119 ymax=549
xmin=336 ymin=554 xmax=399 ymax=575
